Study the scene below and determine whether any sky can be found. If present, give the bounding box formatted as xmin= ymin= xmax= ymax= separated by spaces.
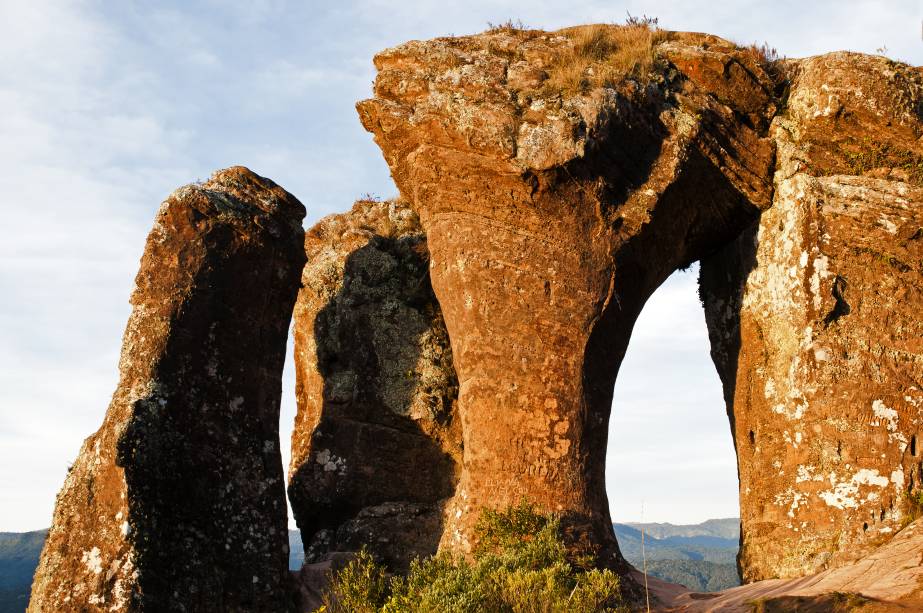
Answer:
xmin=1 ymin=0 xmax=920 ymax=532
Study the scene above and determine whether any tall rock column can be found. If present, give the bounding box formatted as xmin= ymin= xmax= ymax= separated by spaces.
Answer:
xmin=288 ymin=199 xmax=461 ymax=572
xmin=358 ymin=26 xmax=778 ymax=564
xmin=29 ymin=167 xmax=306 ymax=612
xmin=701 ymin=53 xmax=923 ymax=581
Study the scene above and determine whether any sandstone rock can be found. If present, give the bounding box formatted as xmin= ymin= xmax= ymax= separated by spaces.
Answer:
xmin=288 ymin=199 xmax=460 ymax=572
xmin=660 ymin=517 xmax=923 ymax=611
xmin=357 ymin=25 xmax=779 ymax=568
xmin=701 ymin=52 xmax=923 ymax=581
xmin=29 ymin=167 xmax=305 ymax=612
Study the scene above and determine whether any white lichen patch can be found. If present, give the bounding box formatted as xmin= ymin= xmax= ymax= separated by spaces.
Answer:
xmin=878 ymin=215 xmax=898 ymax=234
xmin=81 ymin=547 xmax=103 ymax=575
xmin=871 ymin=399 xmax=898 ymax=431
xmin=796 ymin=465 xmax=824 ymax=483
xmin=818 ymin=468 xmax=889 ymax=509
xmin=315 ymin=448 xmax=347 ymax=474
xmin=891 ymin=466 xmax=905 ymax=491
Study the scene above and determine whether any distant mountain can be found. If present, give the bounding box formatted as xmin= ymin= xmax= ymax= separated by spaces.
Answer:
xmin=640 ymin=559 xmax=741 ymax=593
xmin=624 ymin=517 xmax=740 ymax=540
xmin=613 ymin=519 xmax=741 ymax=592
xmin=0 ymin=530 xmax=46 ymax=613
xmin=0 ymin=529 xmax=305 ymax=612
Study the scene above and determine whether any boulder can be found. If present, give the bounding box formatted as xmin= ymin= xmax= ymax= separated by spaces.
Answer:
xmin=288 ymin=199 xmax=460 ymax=572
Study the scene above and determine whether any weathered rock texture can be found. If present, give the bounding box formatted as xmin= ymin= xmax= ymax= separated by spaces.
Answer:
xmin=701 ymin=53 xmax=923 ymax=581
xmin=661 ymin=517 xmax=923 ymax=611
xmin=288 ymin=199 xmax=460 ymax=572
xmin=357 ymin=25 xmax=780 ymax=567
xmin=29 ymin=167 xmax=306 ymax=612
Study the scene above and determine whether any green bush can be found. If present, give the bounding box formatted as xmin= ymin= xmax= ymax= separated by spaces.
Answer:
xmin=316 ymin=502 xmax=626 ymax=613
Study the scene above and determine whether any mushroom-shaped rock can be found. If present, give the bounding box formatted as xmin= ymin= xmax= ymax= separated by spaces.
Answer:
xmin=29 ymin=167 xmax=306 ymax=612
xmin=357 ymin=25 xmax=779 ymax=568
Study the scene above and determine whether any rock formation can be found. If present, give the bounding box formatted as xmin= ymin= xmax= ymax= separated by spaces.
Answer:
xmin=288 ymin=199 xmax=460 ymax=571
xmin=32 ymin=23 xmax=923 ymax=611
xmin=29 ymin=167 xmax=306 ymax=612
xmin=355 ymin=23 xmax=923 ymax=584
xmin=357 ymin=24 xmax=779 ymax=567
xmin=701 ymin=52 xmax=923 ymax=581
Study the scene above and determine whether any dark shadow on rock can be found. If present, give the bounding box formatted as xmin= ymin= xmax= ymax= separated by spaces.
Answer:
xmin=697 ymin=220 xmax=760 ymax=581
xmin=114 ymin=185 xmax=304 ymax=612
xmin=288 ymin=232 xmax=460 ymax=574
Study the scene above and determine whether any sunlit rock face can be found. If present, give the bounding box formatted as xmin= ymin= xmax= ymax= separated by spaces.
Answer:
xmin=357 ymin=25 xmax=779 ymax=570
xmin=30 ymin=27 xmax=923 ymax=609
xmin=29 ymin=167 xmax=305 ymax=612
xmin=701 ymin=53 xmax=923 ymax=581
xmin=288 ymin=199 xmax=461 ymax=573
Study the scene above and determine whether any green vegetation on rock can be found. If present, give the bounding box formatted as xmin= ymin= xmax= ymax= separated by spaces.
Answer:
xmin=315 ymin=502 xmax=626 ymax=613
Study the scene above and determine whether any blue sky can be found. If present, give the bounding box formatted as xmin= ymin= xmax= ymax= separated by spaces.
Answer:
xmin=1 ymin=0 xmax=920 ymax=532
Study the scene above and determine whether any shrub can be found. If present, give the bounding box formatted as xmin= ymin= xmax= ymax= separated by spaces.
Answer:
xmin=486 ymin=19 xmax=528 ymax=33
xmin=318 ymin=549 xmax=390 ymax=613
xmin=315 ymin=501 xmax=626 ymax=613
xmin=903 ymin=489 xmax=923 ymax=526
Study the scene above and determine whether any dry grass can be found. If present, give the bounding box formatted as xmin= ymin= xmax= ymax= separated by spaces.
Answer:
xmin=486 ymin=18 xmax=528 ymax=32
xmin=542 ymin=21 xmax=666 ymax=95
xmin=737 ymin=41 xmax=787 ymax=85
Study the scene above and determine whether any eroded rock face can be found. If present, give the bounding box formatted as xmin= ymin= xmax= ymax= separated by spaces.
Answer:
xmin=288 ymin=199 xmax=460 ymax=572
xmin=357 ymin=26 xmax=779 ymax=566
xmin=701 ymin=53 xmax=923 ymax=581
xmin=29 ymin=167 xmax=305 ymax=612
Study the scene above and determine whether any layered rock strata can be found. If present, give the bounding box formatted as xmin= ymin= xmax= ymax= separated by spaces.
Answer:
xmin=288 ymin=199 xmax=460 ymax=572
xmin=701 ymin=52 xmax=923 ymax=581
xmin=357 ymin=25 xmax=780 ymax=566
xmin=29 ymin=167 xmax=306 ymax=612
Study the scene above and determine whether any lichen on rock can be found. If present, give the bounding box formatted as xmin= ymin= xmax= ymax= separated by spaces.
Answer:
xmin=288 ymin=199 xmax=460 ymax=574
xmin=700 ymin=52 xmax=923 ymax=582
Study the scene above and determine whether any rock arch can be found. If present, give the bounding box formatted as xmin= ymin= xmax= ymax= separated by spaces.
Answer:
xmin=328 ymin=26 xmax=920 ymax=583
xmin=30 ymin=26 xmax=923 ymax=612
xmin=352 ymin=27 xmax=779 ymax=571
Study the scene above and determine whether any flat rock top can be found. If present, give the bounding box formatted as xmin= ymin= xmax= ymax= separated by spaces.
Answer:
xmin=174 ymin=165 xmax=306 ymax=225
xmin=360 ymin=24 xmax=780 ymax=172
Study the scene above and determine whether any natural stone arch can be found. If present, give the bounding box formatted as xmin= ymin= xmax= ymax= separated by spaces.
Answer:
xmin=350 ymin=24 xmax=923 ymax=584
xmin=355 ymin=26 xmax=779 ymax=571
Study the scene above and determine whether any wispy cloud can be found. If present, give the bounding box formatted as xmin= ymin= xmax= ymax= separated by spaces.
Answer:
xmin=1 ymin=0 xmax=919 ymax=531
